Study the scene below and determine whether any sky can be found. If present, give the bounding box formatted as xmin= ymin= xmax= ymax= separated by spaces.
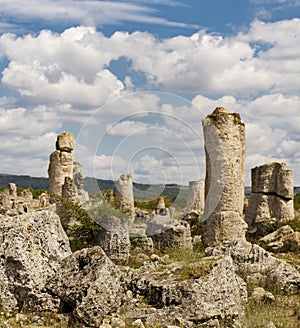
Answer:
xmin=0 ymin=0 xmax=300 ymax=187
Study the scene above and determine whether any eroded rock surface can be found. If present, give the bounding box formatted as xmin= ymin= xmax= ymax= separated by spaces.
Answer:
xmin=95 ymin=216 xmax=130 ymax=264
xmin=202 ymin=107 xmax=247 ymax=246
xmin=73 ymin=161 xmax=89 ymax=204
xmin=116 ymin=173 xmax=135 ymax=220
xmin=0 ymin=210 xmax=71 ymax=311
xmin=47 ymin=246 xmax=123 ymax=327
xmin=125 ymin=256 xmax=247 ymax=327
xmin=259 ymin=225 xmax=300 ymax=253
xmin=146 ymin=216 xmax=192 ymax=250
xmin=207 ymin=240 xmax=300 ymax=294
xmin=246 ymin=162 xmax=295 ymax=233
xmin=48 ymin=132 xmax=75 ymax=198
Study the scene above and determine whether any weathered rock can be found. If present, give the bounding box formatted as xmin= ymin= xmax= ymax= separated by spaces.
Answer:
xmin=0 ymin=210 xmax=71 ymax=311
xmin=154 ymin=196 xmax=166 ymax=215
xmin=73 ymin=161 xmax=89 ymax=204
xmin=185 ymin=179 xmax=205 ymax=215
xmin=8 ymin=182 xmax=17 ymax=198
xmin=207 ymin=240 xmax=300 ymax=294
xmin=146 ymin=217 xmax=192 ymax=250
xmin=62 ymin=176 xmax=79 ymax=203
xmin=47 ymin=246 xmax=123 ymax=327
xmin=202 ymin=107 xmax=247 ymax=246
xmin=48 ymin=132 xmax=75 ymax=199
xmin=0 ymin=188 xmax=13 ymax=212
xmin=56 ymin=131 xmax=75 ymax=152
xmin=250 ymin=287 xmax=275 ymax=303
xmin=126 ymin=256 xmax=247 ymax=327
xmin=95 ymin=216 xmax=130 ymax=264
xmin=246 ymin=162 xmax=295 ymax=233
xmin=116 ymin=173 xmax=135 ymax=220
xmin=259 ymin=225 xmax=300 ymax=253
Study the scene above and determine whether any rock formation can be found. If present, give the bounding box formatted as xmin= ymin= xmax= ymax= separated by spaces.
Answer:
xmin=48 ymin=132 xmax=75 ymax=198
xmin=154 ymin=196 xmax=166 ymax=214
xmin=47 ymin=247 xmax=123 ymax=327
xmin=207 ymin=240 xmax=300 ymax=294
xmin=245 ymin=162 xmax=295 ymax=233
xmin=259 ymin=225 xmax=300 ymax=253
xmin=146 ymin=217 xmax=192 ymax=250
xmin=126 ymin=256 xmax=247 ymax=327
xmin=185 ymin=179 xmax=205 ymax=215
xmin=62 ymin=176 xmax=80 ymax=204
xmin=95 ymin=216 xmax=130 ymax=264
xmin=0 ymin=210 xmax=71 ymax=312
xmin=0 ymin=183 xmax=32 ymax=215
xmin=73 ymin=161 xmax=89 ymax=204
xmin=116 ymin=173 xmax=135 ymax=220
xmin=202 ymin=107 xmax=247 ymax=246
xmin=48 ymin=132 xmax=89 ymax=205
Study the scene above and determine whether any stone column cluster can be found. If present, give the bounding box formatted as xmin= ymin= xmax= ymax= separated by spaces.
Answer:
xmin=245 ymin=162 xmax=294 ymax=233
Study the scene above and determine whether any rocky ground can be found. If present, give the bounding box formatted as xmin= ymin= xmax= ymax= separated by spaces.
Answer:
xmin=0 ymin=208 xmax=299 ymax=328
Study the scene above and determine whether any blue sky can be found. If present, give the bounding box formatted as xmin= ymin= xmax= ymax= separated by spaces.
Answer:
xmin=0 ymin=0 xmax=300 ymax=186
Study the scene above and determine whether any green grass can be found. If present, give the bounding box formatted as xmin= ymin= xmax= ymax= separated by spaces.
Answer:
xmin=241 ymin=294 xmax=300 ymax=328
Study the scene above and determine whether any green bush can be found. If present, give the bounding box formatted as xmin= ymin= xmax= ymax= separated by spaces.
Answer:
xmin=56 ymin=197 xmax=103 ymax=252
xmin=134 ymin=196 xmax=172 ymax=212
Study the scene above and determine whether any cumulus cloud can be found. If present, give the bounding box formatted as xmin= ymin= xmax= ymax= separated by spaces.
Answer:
xmin=0 ymin=20 xmax=299 ymax=185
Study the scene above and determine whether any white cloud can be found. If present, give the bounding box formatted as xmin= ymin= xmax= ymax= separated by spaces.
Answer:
xmin=0 ymin=20 xmax=299 ymax=185
xmin=106 ymin=120 xmax=149 ymax=136
xmin=0 ymin=0 xmax=196 ymax=29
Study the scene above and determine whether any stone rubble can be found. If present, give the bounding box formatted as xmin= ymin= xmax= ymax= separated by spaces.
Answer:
xmin=0 ymin=183 xmax=33 ymax=215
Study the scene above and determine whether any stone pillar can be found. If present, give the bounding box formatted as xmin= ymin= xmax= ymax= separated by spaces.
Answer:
xmin=185 ymin=179 xmax=205 ymax=215
xmin=154 ymin=196 xmax=166 ymax=214
xmin=202 ymin=107 xmax=247 ymax=246
xmin=245 ymin=162 xmax=294 ymax=233
xmin=73 ymin=161 xmax=89 ymax=204
xmin=116 ymin=173 xmax=135 ymax=220
xmin=8 ymin=183 xmax=17 ymax=199
xmin=62 ymin=177 xmax=80 ymax=204
xmin=48 ymin=132 xmax=76 ymax=199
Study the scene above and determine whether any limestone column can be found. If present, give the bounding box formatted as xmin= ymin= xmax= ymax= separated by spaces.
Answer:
xmin=185 ymin=179 xmax=205 ymax=215
xmin=245 ymin=162 xmax=294 ymax=233
xmin=202 ymin=107 xmax=247 ymax=246
xmin=48 ymin=132 xmax=76 ymax=199
xmin=116 ymin=173 xmax=135 ymax=220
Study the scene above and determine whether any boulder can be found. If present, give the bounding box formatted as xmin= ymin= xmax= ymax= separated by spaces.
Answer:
xmin=207 ymin=240 xmax=300 ymax=294
xmin=0 ymin=210 xmax=71 ymax=311
xmin=259 ymin=225 xmax=300 ymax=253
xmin=95 ymin=216 xmax=130 ymax=264
xmin=47 ymin=246 xmax=123 ymax=327
xmin=56 ymin=131 xmax=75 ymax=152
xmin=126 ymin=256 xmax=247 ymax=327
xmin=146 ymin=217 xmax=192 ymax=250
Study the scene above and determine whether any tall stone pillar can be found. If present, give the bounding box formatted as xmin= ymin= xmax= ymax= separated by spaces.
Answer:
xmin=185 ymin=180 xmax=205 ymax=215
xmin=202 ymin=107 xmax=247 ymax=246
xmin=48 ymin=132 xmax=76 ymax=199
xmin=116 ymin=173 xmax=135 ymax=221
